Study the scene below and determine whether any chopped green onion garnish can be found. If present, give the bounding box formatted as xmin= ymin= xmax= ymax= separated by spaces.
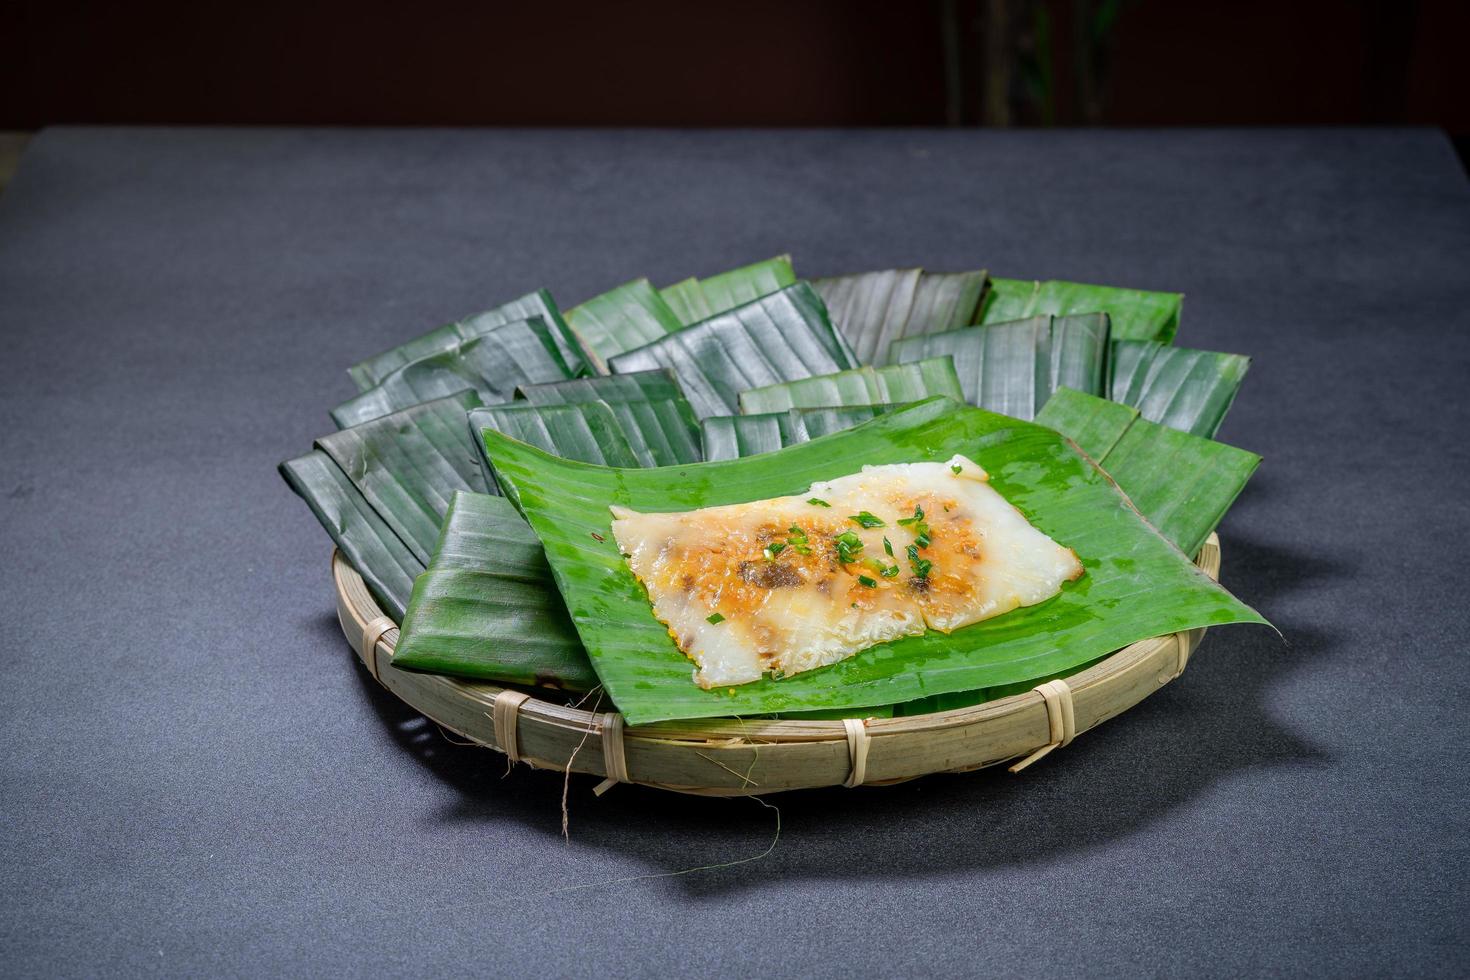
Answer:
xmin=906 ymin=544 xmax=932 ymax=579
xmin=785 ymin=525 xmax=813 ymax=554
xmin=951 ymin=464 xmax=962 ymax=474
xmin=864 ymin=556 xmax=902 ymax=578
xmin=764 ymin=541 xmax=787 ymax=560
xmin=897 ymin=504 xmax=931 ymax=549
xmin=706 ymin=612 xmax=725 ymax=624
xmin=834 ymin=530 xmax=864 ymax=564
xmin=883 ymin=536 xmax=894 ymax=556
xmin=857 ymin=575 xmax=878 ymax=588
xmin=848 ymin=511 xmax=885 ymax=529
xmin=807 ymin=497 xmax=831 ymax=507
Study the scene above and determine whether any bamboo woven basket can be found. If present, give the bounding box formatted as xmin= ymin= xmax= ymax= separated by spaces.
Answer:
xmin=333 ymin=533 xmax=1221 ymax=795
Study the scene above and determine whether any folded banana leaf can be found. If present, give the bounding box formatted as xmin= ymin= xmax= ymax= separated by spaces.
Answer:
xmin=659 ymin=255 xmax=796 ymax=326
xmin=701 ymin=405 xmax=901 ymax=461
xmin=279 ymin=450 xmax=422 ymax=621
xmin=315 ymin=391 xmax=489 ymax=564
xmin=814 ymin=268 xmax=989 ymax=365
xmin=1037 ymin=388 xmax=1260 ymax=557
xmin=565 ymin=278 xmax=684 ymax=372
xmin=469 ymin=402 xmax=643 ymax=477
xmin=331 ymin=317 xmax=575 ymax=428
xmin=1109 ymin=340 xmax=1250 ymax=438
xmin=591 ymin=398 xmax=703 ymax=465
xmin=346 ymin=289 xmax=587 ymax=392
xmin=514 ymin=368 xmax=703 ymax=465
xmin=607 ymin=282 xmax=858 ymax=418
xmin=392 ymin=491 xmax=597 ymax=690
xmin=515 ymin=367 xmax=687 ymax=406
xmin=737 ymin=357 xmax=964 ymax=415
xmin=1036 ymin=385 xmax=1137 ymax=460
xmin=887 ymin=314 xmax=1110 ymax=419
xmin=982 ymin=277 xmax=1182 ymax=343
xmin=812 ymin=268 xmax=918 ymax=364
xmin=482 ymin=397 xmax=1265 ymax=725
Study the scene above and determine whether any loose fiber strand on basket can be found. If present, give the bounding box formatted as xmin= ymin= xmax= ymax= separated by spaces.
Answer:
xmin=561 ymin=689 xmax=605 ymax=840
xmin=694 ymin=751 xmax=761 ymax=788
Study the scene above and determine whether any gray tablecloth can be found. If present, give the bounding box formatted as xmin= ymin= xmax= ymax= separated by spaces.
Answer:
xmin=2 ymin=127 xmax=1466 ymax=978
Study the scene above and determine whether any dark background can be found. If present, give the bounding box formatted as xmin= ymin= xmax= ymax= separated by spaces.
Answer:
xmin=3 ymin=0 xmax=1467 ymax=154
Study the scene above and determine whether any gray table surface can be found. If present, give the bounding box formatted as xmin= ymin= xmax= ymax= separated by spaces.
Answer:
xmin=1 ymin=127 xmax=1466 ymax=978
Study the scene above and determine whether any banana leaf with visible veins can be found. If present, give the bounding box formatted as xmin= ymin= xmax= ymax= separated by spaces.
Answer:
xmin=737 ymin=356 xmax=964 ymax=415
xmin=982 ymin=277 xmax=1182 ymax=343
xmin=700 ymin=405 xmax=902 ymax=461
xmin=660 ymin=255 xmax=797 ymax=325
xmin=607 ymin=282 xmax=857 ymax=418
xmin=279 ymin=450 xmax=422 ymax=621
xmin=1109 ymin=340 xmax=1250 ymax=438
xmin=814 ymin=268 xmax=989 ymax=365
xmin=1037 ymin=387 xmax=1259 ymax=557
xmin=347 ymin=289 xmax=587 ymax=391
xmin=469 ymin=402 xmax=644 ymax=482
xmin=515 ymin=367 xmax=687 ymax=406
xmin=565 ymin=278 xmax=684 ymax=372
xmin=331 ymin=317 xmax=575 ymax=428
xmin=887 ymin=314 xmax=1110 ymax=418
xmin=392 ymin=491 xmax=597 ymax=690
xmin=893 ymin=389 xmax=1261 ymax=719
xmin=315 ymin=391 xmax=488 ymax=563
xmin=514 ymin=368 xmax=702 ymax=465
xmin=481 ymin=397 xmax=1265 ymax=725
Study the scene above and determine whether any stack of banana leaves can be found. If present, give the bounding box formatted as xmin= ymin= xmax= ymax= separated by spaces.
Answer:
xmin=281 ymin=256 xmax=1265 ymax=725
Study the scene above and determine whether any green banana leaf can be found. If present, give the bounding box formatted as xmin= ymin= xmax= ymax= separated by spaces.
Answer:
xmin=469 ymin=402 xmax=643 ymax=477
xmin=565 ymin=278 xmax=684 ymax=372
xmin=482 ymin=397 xmax=1266 ymax=725
xmin=346 ymin=289 xmax=587 ymax=392
xmin=1036 ymin=385 xmax=1137 ymax=460
xmin=701 ymin=405 xmax=901 ymax=461
xmin=514 ymin=368 xmax=703 ymax=465
xmin=814 ymin=268 xmax=989 ymax=365
xmin=659 ymin=255 xmax=797 ymax=326
xmin=1037 ymin=387 xmax=1260 ymax=557
xmin=279 ymin=450 xmax=422 ymax=621
xmin=589 ymin=397 xmax=703 ymax=466
xmin=813 ymin=268 xmax=918 ymax=364
xmin=315 ymin=391 xmax=489 ymax=564
xmin=331 ymin=317 xmax=575 ymax=428
xmin=515 ymin=367 xmax=687 ymax=406
xmin=1109 ymin=340 xmax=1250 ymax=438
xmin=737 ymin=357 xmax=964 ymax=415
xmin=607 ymin=282 xmax=858 ymax=418
xmin=887 ymin=314 xmax=1110 ymax=419
xmin=392 ymin=491 xmax=597 ymax=690
xmin=982 ymin=277 xmax=1182 ymax=343
xmin=891 ymin=388 xmax=1258 ymax=719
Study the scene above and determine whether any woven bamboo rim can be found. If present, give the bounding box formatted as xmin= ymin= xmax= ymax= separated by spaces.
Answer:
xmin=332 ymin=533 xmax=1221 ymax=796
